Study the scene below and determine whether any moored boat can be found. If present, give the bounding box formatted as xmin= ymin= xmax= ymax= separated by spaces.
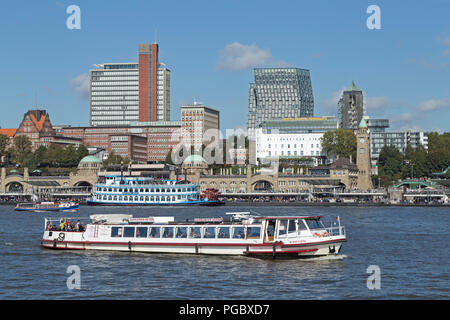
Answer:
xmin=15 ymin=201 xmax=79 ymax=212
xmin=86 ymin=175 xmax=221 ymax=206
xmin=40 ymin=212 xmax=346 ymax=258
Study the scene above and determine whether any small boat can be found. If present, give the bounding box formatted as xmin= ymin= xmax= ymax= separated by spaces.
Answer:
xmin=15 ymin=201 xmax=79 ymax=212
xmin=40 ymin=212 xmax=346 ymax=258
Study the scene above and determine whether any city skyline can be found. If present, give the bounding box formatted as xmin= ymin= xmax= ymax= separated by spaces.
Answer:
xmin=0 ymin=0 xmax=449 ymax=132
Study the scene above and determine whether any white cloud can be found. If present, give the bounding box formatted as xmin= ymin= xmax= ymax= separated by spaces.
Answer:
xmin=321 ymin=88 xmax=344 ymax=116
xmin=217 ymin=42 xmax=289 ymax=71
xmin=70 ymin=73 xmax=89 ymax=99
xmin=437 ymin=35 xmax=450 ymax=56
xmin=415 ymin=98 xmax=450 ymax=112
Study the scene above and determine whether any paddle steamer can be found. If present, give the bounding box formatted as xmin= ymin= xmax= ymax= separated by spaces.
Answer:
xmin=86 ymin=175 xmax=222 ymax=206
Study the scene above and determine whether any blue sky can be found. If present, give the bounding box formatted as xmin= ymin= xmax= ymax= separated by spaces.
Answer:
xmin=0 ymin=0 xmax=449 ymax=132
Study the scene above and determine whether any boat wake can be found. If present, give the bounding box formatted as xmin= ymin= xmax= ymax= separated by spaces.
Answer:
xmin=303 ymin=254 xmax=347 ymax=262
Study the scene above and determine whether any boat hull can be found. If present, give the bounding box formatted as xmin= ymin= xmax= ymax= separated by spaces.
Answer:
xmin=86 ymin=199 xmax=221 ymax=206
xmin=40 ymin=232 xmax=345 ymax=258
xmin=15 ymin=205 xmax=79 ymax=212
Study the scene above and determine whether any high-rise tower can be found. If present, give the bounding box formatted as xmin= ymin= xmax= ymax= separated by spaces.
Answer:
xmin=247 ymin=68 xmax=314 ymax=130
xmin=89 ymin=43 xmax=170 ymax=127
xmin=338 ymin=81 xmax=364 ymax=130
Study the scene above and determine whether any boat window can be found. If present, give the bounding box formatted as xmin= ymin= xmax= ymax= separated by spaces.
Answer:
xmin=298 ymin=220 xmax=307 ymax=231
xmin=189 ymin=227 xmax=201 ymax=238
xmin=145 ymin=196 xmax=149 ymax=201
xmin=124 ymin=196 xmax=128 ymax=201
xmin=203 ymin=226 xmax=216 ymax=239
xmin=111 ymin=227 xmax=123 ymax=237
xmin=278 ymin=220 xmax=288 ymax=237
xmin=145 ymin=189 xmax=149 ymax=192
xmin=247 ymin=227 xmax=261 ymax=239
xmin=108 ymin=196 xmax=112 ymax=200
xmin=218 ymin=227 xmax=230 ymax=238
xmin=288 ymin=220 xmax=296 ymax=233
xmin=123 ymin=227 xmax=135 ymax=237
xmin=232 ymin=227 xmax=245 ymax=239
xmin=136 ymin=227 xmax=148 ymax=238
xmin=162 ymin=227 xmax=174 ymax=238
xmin=176 ymin=227 xmax=187 ymax=238
xmin=134 ymin=196 xmax=138 ymax=201
xmin=306 ymin=219 xmax=324 ymax=230
xmin=149 ymin=227 xmax=160 ymax=238
xmin=119 ymin=196 xmax=123 ymax=201
xmin=113 ymin=196 xmax=117 ymax=201
xmin=140 ymin=196 xmax=144 ymax=201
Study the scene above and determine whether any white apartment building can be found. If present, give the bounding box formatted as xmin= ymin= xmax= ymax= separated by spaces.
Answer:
xmin=254 ymin=128 xmax=326 ymax=164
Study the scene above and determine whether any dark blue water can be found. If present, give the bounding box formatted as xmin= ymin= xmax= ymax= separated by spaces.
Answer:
xmin=0 ymin=205 xmax=448 ymax=299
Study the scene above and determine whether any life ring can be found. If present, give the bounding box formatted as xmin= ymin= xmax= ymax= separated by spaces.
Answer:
xmin=313 ymin=232 xmax=321 ymax=238
xmin=58 ymin=233 xmax=65 ymax=241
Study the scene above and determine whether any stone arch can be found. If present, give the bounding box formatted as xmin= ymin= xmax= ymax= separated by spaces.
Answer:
xmin=74 ymin=181 xmax=92 ymax=187
xmin=5 ymin=181 xmax=24 ymax=193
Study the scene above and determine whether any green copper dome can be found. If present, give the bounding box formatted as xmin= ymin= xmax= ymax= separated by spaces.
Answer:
xmin=183 ymin=154 xmax=207 ymax=163
xmin=359 ymin=117 xmax=368 ymax=128
xmin=79 ymin=155 xmax=102 ymax=164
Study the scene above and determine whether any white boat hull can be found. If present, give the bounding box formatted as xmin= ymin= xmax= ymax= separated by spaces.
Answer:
xmin=40 ymin=230 xmax=345 ymax=258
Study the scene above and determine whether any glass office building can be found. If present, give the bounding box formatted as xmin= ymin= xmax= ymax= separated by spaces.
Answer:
xmin=247 ymin=68 xmax=315 ymax=130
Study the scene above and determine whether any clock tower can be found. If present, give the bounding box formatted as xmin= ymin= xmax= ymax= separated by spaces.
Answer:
xmin=356 ymin=118 xmax=373 ymax=190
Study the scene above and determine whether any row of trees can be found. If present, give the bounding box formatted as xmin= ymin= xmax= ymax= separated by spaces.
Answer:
xmin=320 ymin=129 xmax=450 ymax=186
xmin=378 ymin=132 xmax=450 ymax=186
xmin=0 ymin=134 xmax=89 ymax=171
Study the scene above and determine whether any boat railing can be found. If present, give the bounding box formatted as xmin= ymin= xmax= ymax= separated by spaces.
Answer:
xmin=325 ymin=225 xmax=345 ymax=237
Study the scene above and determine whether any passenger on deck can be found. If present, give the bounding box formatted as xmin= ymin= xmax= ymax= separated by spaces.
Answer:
xmin=59 ymin=219 xmax=65 ymax=231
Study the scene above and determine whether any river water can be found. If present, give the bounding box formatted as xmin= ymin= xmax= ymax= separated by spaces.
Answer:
xmin=0 ymin=205 xmax=448 ymax=300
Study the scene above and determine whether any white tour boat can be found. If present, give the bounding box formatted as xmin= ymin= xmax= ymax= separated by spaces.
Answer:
xmin=40 ymin=213 xmax=346 ymax=258
xmin=86 ymin=175 xmax=221 ymax=206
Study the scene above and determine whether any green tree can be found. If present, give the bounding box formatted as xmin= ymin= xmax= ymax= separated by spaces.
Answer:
xmin=11 ymin=135 xmax=32 ymax=165
xmin=377 ymin=145 xmax=404 ymax=186
xmin=425 ymin=132 xmax=450 ymax=175
xmin=34 ymin=145 xmax=48 ymax=167
xmin=76 ymin=144 xmax=89 ymax=162
xmin=0 ymin=134 xmax=9 ymax=159
xmin=321 ymin=129 xmax=356 ymax=161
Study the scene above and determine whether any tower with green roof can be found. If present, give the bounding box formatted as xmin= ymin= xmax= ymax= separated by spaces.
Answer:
xmin=338 ymin=81 xmax=364 ymax=130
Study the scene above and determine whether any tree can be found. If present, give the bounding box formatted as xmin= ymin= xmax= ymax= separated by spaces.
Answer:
xmin=377 ymin=145 xmax=404 ymax=186
xmin=0 ymin=134 xmax=9 ymax=159
xmin=11 ymin=135 xmax=32 ymax=165
xmin=76 ymin=144 xmax=89 ymax=162
xmin=321 ymin=129 xmax=356 ymax=161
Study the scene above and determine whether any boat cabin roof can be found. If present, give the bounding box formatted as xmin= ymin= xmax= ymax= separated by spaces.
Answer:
xmin=255 ymin=216 xmax=323 ymax=220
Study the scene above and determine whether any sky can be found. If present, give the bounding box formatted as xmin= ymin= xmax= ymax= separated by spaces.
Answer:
xmin=0 ymin=0 xmax=449 ymax=132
